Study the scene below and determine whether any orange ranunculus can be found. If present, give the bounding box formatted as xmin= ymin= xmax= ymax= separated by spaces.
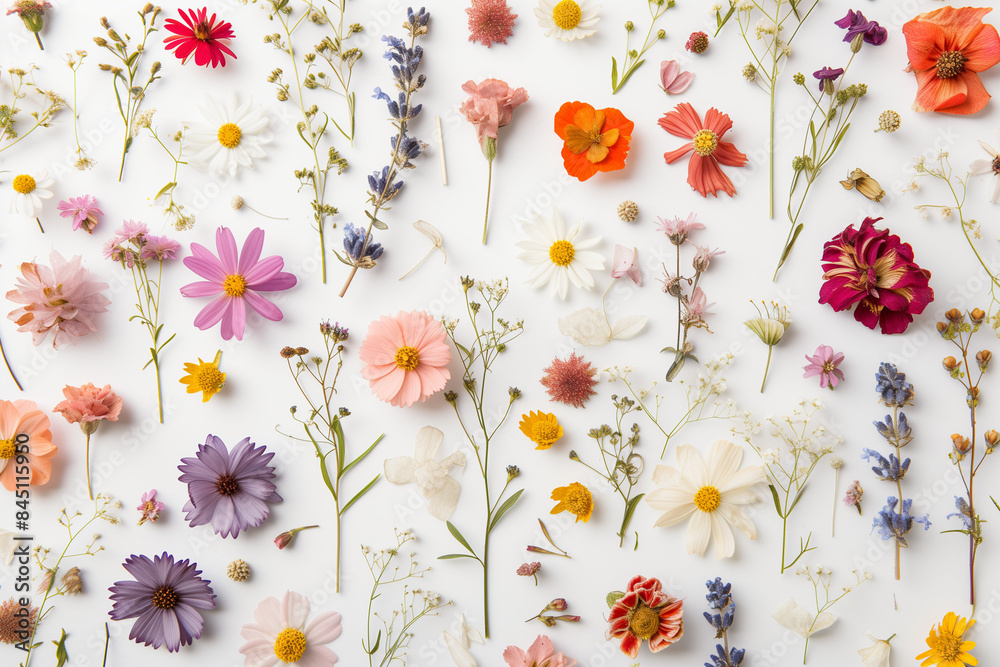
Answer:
xmin=554 ymin=101 xmax=634 ymax=181
xmin=0 ymin=399 xmax=56 ymax=491
xmin=902 ymin=6 xmax=1000 ymax=115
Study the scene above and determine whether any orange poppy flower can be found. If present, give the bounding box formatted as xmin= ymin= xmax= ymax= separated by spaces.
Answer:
xmin=554 ymin=101 xmax=634 ymax=181
xmin=0 ymin=399 xmax=57 ymax=492
xmin=902 ymin=6 xmax=1000 ymax=115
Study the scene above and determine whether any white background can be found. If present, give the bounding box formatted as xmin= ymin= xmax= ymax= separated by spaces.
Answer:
xmin=3 ymin=0 xmax=1000 ymax=665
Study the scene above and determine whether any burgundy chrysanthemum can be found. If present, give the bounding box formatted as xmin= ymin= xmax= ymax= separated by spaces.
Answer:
xmin=466 ymin=0 xmax=516 ymax=48
xmin=163 ymin=7 xmax=236 ymax=68
xmin=540 ymin=352 xmax=598 ymax=408
xmin=606 ymin=575 xmax=684 ymax=658
xmin=818 ymin=217 xmax=934 ymax=334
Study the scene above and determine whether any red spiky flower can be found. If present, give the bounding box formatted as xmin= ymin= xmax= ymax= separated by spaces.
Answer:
xmin=466 ymin=0 xmax=516 ymax=48
xmin=540 ymin=352 xmax=598 ymax=408
xmin=163 ymin=8 xmax=236 ymax=68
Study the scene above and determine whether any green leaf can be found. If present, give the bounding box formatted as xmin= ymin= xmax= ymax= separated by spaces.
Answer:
xmin=768 ymin=484 xmax=783 ymax=517
xmin=488 ymin=488 xmax=524 ymax=534
xmin=787 ymin=483 xmax=808 ymax=514
xmin=778 ymin=224 xmax=805 ymax=268
xmin=829 ymin=122 xmax=851 ymax=153
xmin=333 ymin=417 xmax=346 ymax=473
xmin=366 ymin=629 xmax=381 ymax=655
xmin=365 ymin=210 xmax=388 ymax=231
xmin=446 ymin=520 xmax=476 ymax=556
xmin=341 ymin=474 xmax=379 ymax=514
xmin=153 ymin=182 xmax=177 ymax=199
xmin=611 ymin=57 xmax=619 ymax=89
xmin=342 ymin=433 xmax=385 ymax=476
xmin=53 ymin=629 xmax=69 ymax=667
xmin=665 ymin=355 xmax=686 ymax=382
xmin=437 ymin=553 xmax=477 ymax=560
xmin=606 ymin=591 xmax=625 ymax=608
xmin=619 ymin=493 xmax=645 ymax=538
xmin=616 ymin=59 xmax=645 ymax=92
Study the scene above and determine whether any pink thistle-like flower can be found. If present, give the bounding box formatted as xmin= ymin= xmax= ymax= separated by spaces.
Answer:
xmin=516 ymin=562 xmax=541 ymax=576
xmin=466 ymin=0 xmax=517 ymax=48
xmin=803 ymin=345 xmax=845 ymax=389
xmin=180 ymin=227 xmax=297 ymax=341
xmin=843 ymin=480 xmax=863 ymax=512
xmin=6 ymin=251 xmax=111 ymax=348
xmin=137 ymin=489 xmax=164 ymax=525
xmin=683 ymin=287 xmax=714 ymax=329
xmin=607 ymin=575 xmax=684 ymax=658
xmin=685 ymin=31 xmax=709 ymax=54
xmin=52 ymin=383 xmax=122 ymax=425
xmin=141 ymin=235 xmax=181 ymax=261
xmin=659 ymin=60 xmax=694 ymax=95
xmin=540 ymin=352 xmax=598 ymax=408
xmin=818 ymin=217 xmax=934 ymax=334
xmin=57 ymin=195 xmax=103 ymax=233
xmin=358 ymin=311 xmax=452 ymax=407
xmin=656 ymin=213 xmax=704 ymax=245
xmin=503 ymin=635 xmax=576 ymax=667
xmin=611 ymin=245 xmax=642 ymax=285
xmin=6 ymin=0 xmax=51 ymax=17
xmin=163 ymin=7 xmax=236 ymax=68
xmin=691 ymin=243 xmax=724 ymax=272
xmin=460 ymin=78 xmax=529 ymax=145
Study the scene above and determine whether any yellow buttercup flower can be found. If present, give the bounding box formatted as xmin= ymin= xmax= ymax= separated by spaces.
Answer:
xmin=518 ymin=411 xmax=564 ymax=450
xmin=180 ymin=350 xmax=226 ymax=402
xmin=915 ymin=611 xmax=976 ymax=667
xmin=550 ymin=482 xmax=593 ymax=523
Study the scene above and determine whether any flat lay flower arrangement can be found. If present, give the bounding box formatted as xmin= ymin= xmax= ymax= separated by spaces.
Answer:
xmin=4 ymin=0 xmax=1000 ymax=665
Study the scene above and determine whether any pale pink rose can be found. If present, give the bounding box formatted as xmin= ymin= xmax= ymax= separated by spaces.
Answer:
xmin=460 ymin=78 xmax=529 ymax=144
xmin=52 ymin=383 xmax=123 ymax=424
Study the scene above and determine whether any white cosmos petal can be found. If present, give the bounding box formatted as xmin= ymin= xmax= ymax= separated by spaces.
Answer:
xmin=675 ymin=445 xmax=708 ymax=486
xmin=710 ymin=510 xmax=736 ymax=559
xmin=685 ymin=509 xmax=712 ymax=555
xmin=772 ymin=598 xmax=836 ymax=638
xmin=991 ymin=175 xmax=1000 ymax=204
xmin=707 ymin=438 xmax=742 ymax=482
xmin=970 ymin=159 xmax=993 ymax=174
xmin=444 ymin=632 xmax=478 ymax=667
xmin=717 ymin=503 xmax=757 ymax=539
xmin=0 ymin=529 xmax=15 ymax=566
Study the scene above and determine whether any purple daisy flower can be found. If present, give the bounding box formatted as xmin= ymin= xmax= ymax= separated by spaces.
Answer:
xmin=178 ymin=434 xmax=282 ymax=538
xmin=108 ymin=552 xmax=216 ymax=652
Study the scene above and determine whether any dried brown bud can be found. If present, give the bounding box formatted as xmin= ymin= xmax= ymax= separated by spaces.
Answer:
xmin=937 ymin=321 xmax=949 ymax=334
xmin=840 ymin=168 xmax=885 ymax=202
xmin=985 ymin=430 xmax=999 ymax=447
xmin=945 ymin=308 xmax=964 ymax=323
xmin=60 ymin=566 xmax=83 ymax=595
xmin=971 ymin=308 xmax=987 ymax=324
xmin=295 ymin=347 xmax=309 ymax=356
xmin=952 ymin=433 xmax=972 ymax=453
xmin=943 ymin=356 xmax=959 ymax=371
xmin=977 ymin=350 xmax=992 ymax=370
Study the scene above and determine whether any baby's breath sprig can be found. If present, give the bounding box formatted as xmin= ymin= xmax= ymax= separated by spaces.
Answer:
xmin=0 ymin=64 xmax=64 ymax=156
xmin=140 ymin=112 xmax=195 ymax=231
xmin=62 ymin=51 xmax=95 ymax=170
xmin=611 ymin=1 xmax=675 ymax=95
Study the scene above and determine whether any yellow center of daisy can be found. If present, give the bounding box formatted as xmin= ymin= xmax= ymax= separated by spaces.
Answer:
xmin=0 ymin=438 xmax=16 ymax=459
xmin=195 ymin=365 xmax=225 ymax=393
xmin=217 ymin=122 xmax=242 ymax=148
xmin=552 ymin=0 xmax=582 ymax=30
xmin=151 ymin=586 xmax=178 ymax=609
xmin=12 ymin=174 xmax=36 ymax=194
xmin=273 ymin=627 xmax=308 ymax=663
xmin=936 ymin=51 xmax=967 ymax=79
xmin=564 ymin=486 xmax=590 ymax=515
xmin=395 ymin=346 xmax=420 ymax=371
xmin=627 ymin=603 xmax=660 ymax=640
xmin=222 ymin=275 xmax=247 ymax=297
xmin=549 ymin=240 xmax=576 ymax=267
xmin=532 ymin=421 xmax=560 ymax=442
xmin=693 ymin=485 xmax=721 ymax=512
xmin=934 ymin=631 xmax=962 ymax=660
xmin=692 ymin=129 xmax=718 ymax=156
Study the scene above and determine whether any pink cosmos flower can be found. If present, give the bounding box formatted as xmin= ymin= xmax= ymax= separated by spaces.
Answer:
xmin=180 ymin=227 xmax=296 ymax=341
xmin=239 ymin=590 xmax=342 ymax=666
xmin=57 ymin=195 xmax=103 ymax=233
xmin=52 ymin=383 xmax=123 ymax=424
xmin=656 ymin=213 xmax=704 ymax=245
xmin=460 ymin=78 xmax=529 ymax=144
xmin=6 ymin=251 xmax=111 ymax=348
xmin=137 ymin=489 xmax=164 ymax=525
xmin=803 ymin=345 xmax=845 ymax=389
xmin=503 ymin=635 xmax=576 ymax=667
xmin=659 ymin=60 xmax=694 ymax=95
xmin=358 ymin=311 xmax=452 ymax=407
xmin=141 ymin=235 xmax=181 ymax=261
xmin=611 ymin=245 xmax=642 ymax=285
xmin=163 ymin=7 xmax=237 ymax=68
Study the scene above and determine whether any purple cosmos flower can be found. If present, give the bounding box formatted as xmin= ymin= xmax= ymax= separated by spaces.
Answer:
xmin=813 ymin=66 xmax=845 ymax=93
xmin=180 ymin=227 xmax=296 ymax=341
xmin=108 ymin=552 xmax=216 ymax=652
xmin=834 ymin=9 xmax=887 ymax=46
xmin=57 ymin=195 xmax=103 ymax=233
xmin=177 ymin=434 xmax=282 ymax=538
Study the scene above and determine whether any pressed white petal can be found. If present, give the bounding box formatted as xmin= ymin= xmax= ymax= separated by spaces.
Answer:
xmin=709 ymin=510 xmax=736 ymax=559
xmin=558 ymin=308 xmax=612 ymax=346
xmin=0 ymin=529 xmax=14 ymax=566
xmin=970 ymin=159 xmax=993 ymax=174
xmin=717 ymin=503 xmax=757 ymax=540
xmin=384 ymin=457 xmax=418 ymax=484
xmin=444 ymin=631 xmax=478 ymax=667
xmin=426 ymin=476 xmax=462 ymax=520
xmin=610 ymin=314 xmax=647 ymax=340
xmin=771 ymin=598 xmax=814 ymax=637
xmin=573 ymin=236 xmax=602 ymax=250
xmin=978 ymin=139 xmax=998 ymax=158
xmin=675 ymin=445 xmax=709 ymax=487
xmin=650 ymin=464 xmax=683 ymax=488
xmin=857 ymin=634 xmax=891 ymax=667
xmin=718 ymin=465 xmax=767 ymax=497
xmin=414 ymin=426 xmax=444 ymax=462
xmin=990 ymin=175 xmax=1000 ymax=204
xmin=685 ymin=509 xmax=712 ymax=555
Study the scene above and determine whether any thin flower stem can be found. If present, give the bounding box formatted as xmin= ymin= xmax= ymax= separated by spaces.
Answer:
xmin=761 ymin=345 xmax=773 ymax=393
xmin=482 ymin=159 xmax=493 ymax=244
xmin=85 ymin=432 xmax=93 ymax=500
xmin=0 ymin=334 xmax=22 ymax=391
xmin=398 ymin=246 xmax=436 ymax=280
xmin=35 ymin=217 xmax=44 ymax=233
xmin=245 ymin=203 xmax=287 ymax=220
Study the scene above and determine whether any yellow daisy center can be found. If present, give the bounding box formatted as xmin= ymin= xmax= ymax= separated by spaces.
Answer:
xmin=395 ymin=346 xmax=420 ymax=371
xmin=195 ymin=365 xmax=225 ymax=393
xmin=12 ymin=174 xmax=36 ymax=194
xmin=273 ymin=627 xmax=307 ymax=663
xmin=935 ymin=50 xmax=967 ymax=79
xmin=532 ymin=421 xmax=560 ymax=442
xmin=223 ymin=274 xmax=247 ymax=297
xmin=151 ymin=586 xmax=178 ymax=609
xmin=549 ymin=240 xmax=576 ymax=267
xmin=627 ymin=603 xmax=660 ymax=640
xmin=217 ymin=122 xmax=243 ymax=148
xmin=552 ymin=0 xmax=582 ymax=30
xmin=564 ymin=486 xmax=591 ymax=516
xmin=692 ymin=129 xmax=718 ymax=157
xmin=935 ymin=631 xmax=962 ymax=660
xmin=0 ymin=438 xmax=16 ymax=459
xmin=693 ymin=485 xmax=721 ymax=512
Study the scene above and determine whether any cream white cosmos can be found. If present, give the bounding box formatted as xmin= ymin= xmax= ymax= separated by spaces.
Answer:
xmin=534 ymin=0 xmax=601 ymax=41
xmin=186 ymin=95 xmax=270 ymax=176
xmin=9 ymin=171 xmax=53 ymax=217
xmin=517 ymin=206 xmax=604 ymax=300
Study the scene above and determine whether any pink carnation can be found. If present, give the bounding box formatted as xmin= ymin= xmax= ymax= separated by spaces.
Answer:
xmin=460 ymin=78 xmax=529 ymax=144
xmin=6 ymin=251 xmax=111 ymax=348
xmin=358 ymin=311 xmax=452 ymax=407
xmin=52 ymin=383 xmax=123 ymax=424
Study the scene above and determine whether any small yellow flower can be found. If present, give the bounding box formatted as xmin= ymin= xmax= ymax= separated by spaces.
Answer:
xmin=915 ymin=611 xmax=976 ymax=667
xmin=180 ymin=350 xmax=226 ymax=402
xmin=550 ymin=482 xmax=593 ymax=523
xmin=518 ymin=411 xmax=564 ymax=450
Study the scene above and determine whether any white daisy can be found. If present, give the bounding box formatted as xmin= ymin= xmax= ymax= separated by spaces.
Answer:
xmin=9 ymin=171 xmax=53 ymax=217
xmin=186 ymin=94 xmax=270 ymax=176
xmin=645 ymin=439 xmax=767 ymax=559
xmin=534 ymin=0 xmax=601 ymax=41
xmin=970 ymin=129 xmax=1000 ymax=203
xmin=517 ymin=206 xmax=604 ymax=300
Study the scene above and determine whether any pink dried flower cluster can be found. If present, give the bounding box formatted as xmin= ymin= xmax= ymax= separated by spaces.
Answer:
xmin=459 ymin=78 xmax=529 ymax=144
xmin=516 ymin=562 xmax=541 ymax=576
xmin=466 ymin=0 xmax=516 ymax=48
xmin=52 ymin=383 xmax=123 ymax=424
xmin=6 ymin=251 xmax=111 ymax=348
xmin=103 ymin=220 xmax=180 ymax=267
xmin=540 ymin=352 xmax=598 ymax=408
xmin=57 ymin=195 xmax=103 ymax=233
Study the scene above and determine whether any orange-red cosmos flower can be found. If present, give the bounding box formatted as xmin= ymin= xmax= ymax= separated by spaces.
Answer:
xmin=554 ymin=101 xmax=633 ymax=181
xmin=659 ymin=103 xmax=748 ymax=198
xmin=902 ymin=6 xmax=1000 ymax=115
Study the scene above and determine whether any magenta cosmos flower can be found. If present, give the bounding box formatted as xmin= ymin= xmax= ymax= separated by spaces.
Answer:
xmin=239 ymin=590 xmax=342 ymax=666
xmin=180 ymin=227 xmax=296 ymax=341
xmin=818 ymin=217 xmax=933 ymax=334
xmin=358 ymin=311 xmax=452 ymax=407
xmin=803 ymin=345 xmax=845 ymax=389
xmin=163 ymin=7 xmax=236 ymax=68
xmin=108 ymin=552 xmax=216 ymax=652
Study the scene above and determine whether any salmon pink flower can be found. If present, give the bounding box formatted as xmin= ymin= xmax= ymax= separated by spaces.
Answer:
xmin=540 ymin=352 xmax=598 ymax=408
xmin=659 ymin=103 xmax=748 ymax=198
xmin=554 ymin=101 xmax=633 ymax=181
xmin=0 ymin=399 xmax=56 ymax=492
xmin=659 ymin=60 xmax=694 ymax=95
xmin=819 ymin=217 xmax=934 ymax=334
xmin=902 ymin=6 xmax=1000 ymax=115
xmin=163 ymin=7 xmax=236 ymax=68
xmin=466 ymin=0 xmax=517 ymax=48
xmin=358 ymin=311 xmax=452 ymax=407
xmin=606 ymin=575 xmax=683 ymax=658
xmin=180 ymin=227 xmax=296 ymax=341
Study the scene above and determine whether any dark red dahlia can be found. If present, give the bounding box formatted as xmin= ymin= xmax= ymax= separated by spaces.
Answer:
xmin=819 ymin=217 xmax=934 ymax=334
xmin=163 ymin=8 xmax=236 ymax=68
xmin=606 ymin=575 xmax=684 ymax=658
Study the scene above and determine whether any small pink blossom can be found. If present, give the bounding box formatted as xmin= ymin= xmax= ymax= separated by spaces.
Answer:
xmin=52 ymin=383 xmax=123 ymax=424
xmin=141 ymin=235 xmax=181 ymax=261
xmin=503 ymin=635 xmax=576 ymax=667
xmin=57 ymin=195 xmax=103 ymax=233
xmin=460 ymin=78 xmax=529 ymax=146
xmin=691 ymin=243 xmax=724 ymax=272
xmin=517 ymin=562 xmax=541 ymax=576
xmin=137 ymin=489 xmax=165 ymax=525
xmin=611 ymin=245 xmax=642 ymax=285
xmin=656 ymin=212 xmax=704 ymax=245
xmin=683 ymin=286 xmax=714 ymax=328
xmin=659 ymin=60 xmax=694 ymax=95
xmin=843 ymin=480 xmax=863 ymax=512
xmin=803 ymin=345 xmax=845 ymax=389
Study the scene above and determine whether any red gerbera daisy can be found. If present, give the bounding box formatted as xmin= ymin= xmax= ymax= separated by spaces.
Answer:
xmin=658 ymin=103 xmax=748 ymax=198
xmin=606 ymin=575 xmax=684 ymax=658
xmin=163 ymin=8 xmax=236 ymax=68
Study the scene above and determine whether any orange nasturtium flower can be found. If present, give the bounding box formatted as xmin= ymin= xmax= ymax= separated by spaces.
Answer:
xmin=554 ymin=101 xmax=634 ymax=181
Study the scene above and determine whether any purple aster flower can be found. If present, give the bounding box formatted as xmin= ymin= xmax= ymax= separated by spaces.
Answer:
xmin=813 ymin=66 xmax=845 ymax=93
xmin=108 ymin=552 xmax=216 ymax=652
xmin=834 ymin=9 xmax=887 ymax=46
xmin=177 ymin=434 xmax=282 ymax=538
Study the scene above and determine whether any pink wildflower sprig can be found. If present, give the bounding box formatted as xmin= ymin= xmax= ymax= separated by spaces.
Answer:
xmin=273 ymin=524 xmax=319 ymax=549
xmin=57 ymin=195 xmax=103 ymax=233
xmin=524 ymin=598 xmax=580 ymax=627
xmin=137 ymin=489 xmax=164 ymax=525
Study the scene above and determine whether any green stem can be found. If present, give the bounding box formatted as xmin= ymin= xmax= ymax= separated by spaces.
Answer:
xmin=482 ymin=159 xmax=493 ymax=244
xmin=85 ymin=432 xmax=93 ymax=500
xmin=0 ymin=333 xmax=22 ymax=391
xmin=761 ymin=345 xmax=773 ymax=393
